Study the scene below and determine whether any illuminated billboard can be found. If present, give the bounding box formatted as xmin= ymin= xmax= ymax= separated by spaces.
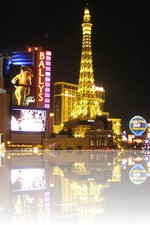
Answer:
xmin=129 ymin=115 xmax=147 ymax=136
xmin=10 ymin=48 xmax=51 ymax=109
xmin=10 ymin=65 xmax=36 ymax=107
xmin=10 ymin=168 xmax=46 ymax=192
xmin=10 ymin=108 xmax=46 ymax=132
xmin=36 ymin=50 xmax=51 ymax=109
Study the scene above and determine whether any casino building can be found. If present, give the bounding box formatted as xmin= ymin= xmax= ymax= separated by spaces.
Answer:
xmin=0 ymin=46 xmax=51 ymax=150
xmin=0 ymin=46 xmax=52 ymax=223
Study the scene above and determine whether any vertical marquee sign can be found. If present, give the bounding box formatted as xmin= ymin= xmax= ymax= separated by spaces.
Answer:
xmin=36 ymin=50 xmax=51 ymax=109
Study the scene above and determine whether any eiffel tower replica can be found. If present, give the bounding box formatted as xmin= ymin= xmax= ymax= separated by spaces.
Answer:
xmin=64 ymin=5 xmax=107 ymax=138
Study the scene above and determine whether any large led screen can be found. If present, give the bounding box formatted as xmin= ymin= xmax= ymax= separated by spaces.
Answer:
xmin=10 ymin=168 xmax=46 ymax=192
xmin=10 ymin=108 xmax=46 ymax=132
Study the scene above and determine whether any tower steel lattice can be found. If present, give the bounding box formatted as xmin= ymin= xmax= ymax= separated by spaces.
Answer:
xmin=71 ymin=6 xmax=102 ymax=120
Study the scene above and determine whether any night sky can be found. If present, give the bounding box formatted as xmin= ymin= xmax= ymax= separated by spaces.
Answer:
xmin=0 ymin=0 xmax=150 ymax=132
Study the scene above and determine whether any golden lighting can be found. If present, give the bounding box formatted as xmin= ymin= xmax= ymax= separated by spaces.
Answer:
xmin=71 ymin=181 xmax=104 ymax=223
xmin=71 ymin=6 xmax=102 ymax=122
xmin=0 ymin=143 xmax=6 ymax=157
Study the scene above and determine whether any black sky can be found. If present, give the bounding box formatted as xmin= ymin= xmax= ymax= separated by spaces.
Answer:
xmin=0 ymin=0 xmax=150 ymax=132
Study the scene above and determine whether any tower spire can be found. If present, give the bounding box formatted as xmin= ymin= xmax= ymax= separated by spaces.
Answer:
xmin=71 ymin=6 xmax=101 ymax=119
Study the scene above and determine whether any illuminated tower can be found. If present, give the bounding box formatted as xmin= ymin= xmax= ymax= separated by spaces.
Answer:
xmin=71 ymin=6 xmax=101 ymax=119
xmin=64 ymin=5 xmax=121 ymax=138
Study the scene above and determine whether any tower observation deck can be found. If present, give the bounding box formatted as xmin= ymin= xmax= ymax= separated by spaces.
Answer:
xmin=71 ymin=6 xmax=102 ymax=120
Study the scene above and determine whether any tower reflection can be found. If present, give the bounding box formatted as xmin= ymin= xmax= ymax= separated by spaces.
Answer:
xmin=48 ymin=149 xmax=150 ymax=224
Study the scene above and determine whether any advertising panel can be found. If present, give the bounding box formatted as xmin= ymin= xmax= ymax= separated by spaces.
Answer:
xmin=129 ymin=115 xmax=147 ymax=136
xmin=10 ymin=108 xmax=46 ymax=132
xmin=10 ymin=168 xmax=46 ymax=192
xmin=10 ymin=65 xmax=36 ymax=107
xmin=9 ymin=48 xmax=51 ymax=109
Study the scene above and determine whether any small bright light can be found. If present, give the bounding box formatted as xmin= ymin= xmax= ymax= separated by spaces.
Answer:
xmin=33 ymin=147 xmax=38 ymax=153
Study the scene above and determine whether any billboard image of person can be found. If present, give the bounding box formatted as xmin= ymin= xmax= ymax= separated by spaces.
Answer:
xmin=11 ymin=66 xmax=34 ymax=106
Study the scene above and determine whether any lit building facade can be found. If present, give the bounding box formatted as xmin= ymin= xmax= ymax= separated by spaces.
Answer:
xmin=108 ymin=118 xmax=121 ymax=136
xmin=53 ymin=81 xmax=107 ymax=134
xmin=0 ymin=46 xmax=52 ymax=148
xmin=53 ymin=82 xmax=78 ymax=133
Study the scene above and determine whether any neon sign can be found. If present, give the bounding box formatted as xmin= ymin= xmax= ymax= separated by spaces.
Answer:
xmin=36 ymin=50 xmax=51 ymax=109
xmin=129 ymin=115 xmax=147 ymax=136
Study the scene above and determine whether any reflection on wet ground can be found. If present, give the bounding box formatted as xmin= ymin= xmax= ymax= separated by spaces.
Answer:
xmin=0 ymin=149 xmax=150 ymax=225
